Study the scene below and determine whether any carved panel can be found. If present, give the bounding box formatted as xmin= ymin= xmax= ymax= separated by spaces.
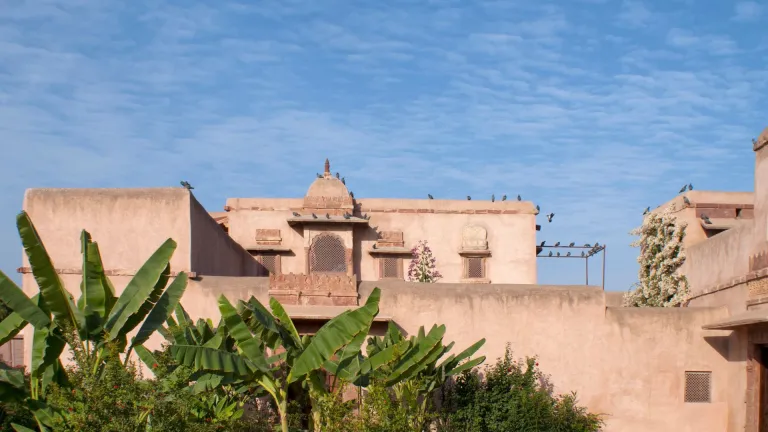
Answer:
xmin=748 ymin=276 xmax=768 ymax=299
xmin=377 ymin=231 xmax=404 ymax=248
xmin=255 ymin=229 xmax=281 ymax=245
xmin=269 ymin=273 xmax=358 ymax=306
xmin=462 ymin=225 xmax=488 ymax=251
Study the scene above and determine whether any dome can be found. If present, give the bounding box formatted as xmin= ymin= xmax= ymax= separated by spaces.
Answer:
xmin=305 ymin=177 xmax=349 ymax=198
xmin=303 ymin=159 xmax=354 ymax=210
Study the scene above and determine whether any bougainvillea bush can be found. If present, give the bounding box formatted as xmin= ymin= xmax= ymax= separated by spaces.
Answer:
xmin=407 ymin=240 xmax=442 ymax=283
xmin=624 ymin=206 xmax=690 ymax=307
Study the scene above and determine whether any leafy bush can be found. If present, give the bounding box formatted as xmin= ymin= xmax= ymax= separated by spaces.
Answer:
xmin=437 ymin=345 xmax=603 ymax=432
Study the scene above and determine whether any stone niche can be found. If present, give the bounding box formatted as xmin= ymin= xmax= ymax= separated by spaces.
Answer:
xmin=269 ymin=273 xmax=358 ymax=306
xmin=461 ymin=225 xmax=488 ymax=251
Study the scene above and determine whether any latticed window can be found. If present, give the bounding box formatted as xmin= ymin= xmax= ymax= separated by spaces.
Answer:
xmin=254 ymin=254 xmax=280 ymax=276
xmin=464 ymin=257 xmax=486 ymax=279
xmin=684 ymin=371 xmax=711 ymax=403
xmin=379 ymin=257 xmax=402 ymax=280
xmin=310 ymin=233 xmax=347 ymax=273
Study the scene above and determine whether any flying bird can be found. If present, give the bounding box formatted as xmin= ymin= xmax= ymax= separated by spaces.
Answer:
xmin=517 ymin=194 xmax=522 ymax=201
xmin=312 ymin=213 xmax=318 ymax=219
xmin=292 ymin=212 xmax=301 ymax=217
xmin=546 ymin=213 xmax=555 ymax=223
xmin=701 ymin=213 xmax=712 ymax=224
xmin=688 ymin=183 xmax=693 ymax=191
xmin=643 ymin=207 xmax=650 ymax=215
xmin=569 ymin=242 xmax=575 ymax=247
xmin=467 ymin=196 xmax=472 ymax=200
xmin=679 ymin=185 xmax=687 ymax=194
xmin=180 ymin=181 xmax=194 ymax=190
xmin=491 ymin=194 xmax=495 ymax=202
xmin=540 ymin=241 xmax=546 ymax=247
xmin=428 ymin=194 xmax=434 ymax=199
xmin=683 ymin=196 xmax=691 ymax=206
xmin=502 ymin=195 xmax=507 ymax=201
xmin=554 ymin=241 xmax=561 ymax=247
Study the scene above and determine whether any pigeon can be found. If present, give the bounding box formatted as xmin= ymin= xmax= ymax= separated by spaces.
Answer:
xmin=540 ymin=241 xmax=546 ymax=247
xmin=350 ymin=191 xmax=355 ymax=199
xmin=536 ymin=205 xmax=540 ymax=213
xmin=317 ymin=173 xmax=323 ymax=178
xmin=548 ymin=251 xmax=553 ymax=257
xmin=491 ymin=194 xmax=495 ymax=202
xmin=343 ymin=213 xmax=351 ymax=219
xmin=688 ymin=183 xmax=693 ymax=191
xmin=554 ymin=241 xmax=561 ymax=247
xmin=556 ymin=252 xmax=561 ymax=257
xmin=292 ymin=212 xmax=301 ymax=217
xmin=683 ymin=196 xmax=691 ymax=206
xmin=584 ymin=243 xmax=591 ymax=247
xmin=502 ymin=195 xmax=507 ymax=201
xmin=180 ymin=181 xmax=194 ymax=190
xmin=566 ymin=252 xmax=571 ymax=257
xmin=467 ymin=196 xmax=472 ymax=200
xmin=643 ymin=207 xmax=650 ymax=215
xmin=581 ymin=251 xmax=585 ymax=257
xmin=312 ymin=213 xmax=318 ymax=219
xmin=372 ymin=244 xmax=377 ymax=249
xmin=546 ymin=213 xmax=555 ymax=223
xmin=679 ymin=185 xmax=687 ymax=194
xmin=517 ymin=194 xmax=522 ymax=201
xmin=428 ymin=194 xmax=434 ymax=199
xmin=569 ymin=242 xmax=575 ymax=247
xmin=701 ymin=213 xmax=712 ymax=224
xmin=326 ymin=213 xmax=331 ymax=219
xmin=341 ymin=177 xmax=346 ymax=185
xmin=595 ymin=242 xmax=600 ymax=247
xmin=336 ymin=172 xmax=340 ymax=179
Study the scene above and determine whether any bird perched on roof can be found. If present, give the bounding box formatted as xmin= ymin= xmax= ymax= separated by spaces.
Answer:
xmin=180 ymin=181 xmax=194 ymax=190
xmin=467 ymin=196 xmax=471 ymax=200
xmin=502 ymin=195 xmax=507 ymax=201
xmin=679 ymin=185 xmax=687 ymax=194
xmin=688 ymin=183 xmax=693 ymax=191
xmin=683 ymin=196 xmax=691 ymax=206
xmin=343 ymin=213 xmax=351 ymax=219
xmin=536 ymin=205 xmax=540 ymax=213
xmin=372 ymin=244 xmax=377 ymax=249
xmin=546 ymin=213 xmax=555 ymax=223
xmin=326 ymin=213 xmax=331 ymax=219
xmin=566 ymin=252 xmax=571 ymax=257
xmin=517 ymin=194 xmax=522 ymax=201
xmin=292 ymin=212 xmax=301 ymax=217
xmin=540 ymin=241 xmax=546 ymax=247
xmin=428 ymin=194 xmax=434 ymax=199
xmin=548 ymin=251 xmax=553 ymax=257
xmin=554 ymin=241 xmax=560 ymax=247
xmin=491 ymin=194 xmax=495 ymax=202
xmin=643 ymin=207 xmax=650 ymax=215
xmin=701 ymin=213 xmax=712 ymax=224
xmin=341 ymin=177 xmax=346 ymax=185
xmin=336 ymin=172 xmax=340 ymax=179
xmin=312 ymin=213 xmax=318 ymax=219
xmin=569 ymin=242 xmax=575 ymax=247
xmin=350 ymin=191 xmax=354 ymax=199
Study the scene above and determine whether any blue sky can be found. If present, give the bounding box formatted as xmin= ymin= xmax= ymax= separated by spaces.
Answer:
xmin=0 ymin=0 xmax=766 ymax=290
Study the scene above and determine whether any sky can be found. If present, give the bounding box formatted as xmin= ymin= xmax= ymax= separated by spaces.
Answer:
xmin=0 ymin=0 xmax=766 ymax=291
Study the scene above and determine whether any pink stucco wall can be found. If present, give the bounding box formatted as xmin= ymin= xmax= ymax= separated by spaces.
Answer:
xmin=683 ymin=223 xmax=753 ymax=296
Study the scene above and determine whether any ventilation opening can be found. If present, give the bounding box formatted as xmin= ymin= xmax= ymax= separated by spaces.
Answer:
xmin=310 ymin=234 xmax=347 ymax=273
xmin=684 ymin=371 xmax=711 ymax=403
xmin=379 ymin=257 xmax=402 ymax=280
xmin=253 ymin=254 xmax=280 ymax=276
xmin=465 ymin=257 xmax=485 ymax=279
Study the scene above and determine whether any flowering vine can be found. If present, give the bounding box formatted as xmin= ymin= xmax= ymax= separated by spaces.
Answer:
xmin=407 ymin=240 xmax=442 ymax=283
xmin=624 ymin=205 xmax=690 ymax=307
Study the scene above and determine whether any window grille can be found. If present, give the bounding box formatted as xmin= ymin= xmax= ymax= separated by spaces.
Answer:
xmin=684 ymin=371 xmax=711 ymax=403
xmin=465 ymin=257 xmax=485 ymax=279
xmin=253 ymin=254 xmax=280 ymax=276
xmin=310 ymin=234 xmax=347 ymax=273
xmin=379 ymin=257 xmax=402 ymax=279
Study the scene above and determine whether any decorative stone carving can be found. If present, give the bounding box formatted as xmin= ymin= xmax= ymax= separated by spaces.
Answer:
xmin=254 ymin=229 xmax=281 ymax=245
xmin=269 ymin=273 xmax=358 ymax=306
xmin=461 ymin=225 xmax=488 ymax=251
xmin=377 ymin=231 xmax=404 ymax=248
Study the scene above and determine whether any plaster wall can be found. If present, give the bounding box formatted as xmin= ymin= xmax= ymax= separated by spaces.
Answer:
xmin=753 ymin=147 xmax=768 ymax=255
xmin=359 ymin=281 xmax=736 ymax=432
xmin=683 ymin=223 xmax=753 ymax=295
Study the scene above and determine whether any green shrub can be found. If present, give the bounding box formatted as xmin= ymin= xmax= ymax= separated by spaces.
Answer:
xmin=437 ymin=344 xmax=603 ymax=432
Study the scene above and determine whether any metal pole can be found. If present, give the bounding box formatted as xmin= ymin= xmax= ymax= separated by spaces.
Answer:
xmin=602 ymin=246 xmax=607 ymax=291
xmin=585 ymin=256 xmax=589 ymax=285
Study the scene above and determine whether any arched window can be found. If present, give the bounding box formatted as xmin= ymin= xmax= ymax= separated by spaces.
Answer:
xmin=310 ymin=233 xmax=347 ymax=273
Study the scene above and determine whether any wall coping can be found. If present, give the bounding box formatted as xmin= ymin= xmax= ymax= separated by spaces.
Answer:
xmin=687 ymin=267 xmax=768 ymax=301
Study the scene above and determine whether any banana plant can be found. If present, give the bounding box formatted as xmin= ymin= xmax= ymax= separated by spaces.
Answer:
xmin=0 ymin=211 xmax=189 ymax=430
xmin=169 ymin=288 xmax=382 ymax=432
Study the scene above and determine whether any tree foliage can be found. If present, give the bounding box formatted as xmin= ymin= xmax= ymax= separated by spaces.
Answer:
xmin=407 ymin=240 xmax=442 ymax=283
xmin=624 ymin=206 xmax=690 ymax=307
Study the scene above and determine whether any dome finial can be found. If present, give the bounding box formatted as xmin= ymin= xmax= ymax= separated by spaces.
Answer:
xmin=324 ymin=158 xmax=331 ymax=178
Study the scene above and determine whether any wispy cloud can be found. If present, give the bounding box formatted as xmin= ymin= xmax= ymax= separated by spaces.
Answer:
xmin=0 ymin=0 xmax=765 ymax=290
xmin=732 ymin=1 xmax=763 ymax=22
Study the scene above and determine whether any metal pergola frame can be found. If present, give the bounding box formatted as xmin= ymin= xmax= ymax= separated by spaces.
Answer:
xmin=537 ymin=245 xmax=607 ymax=290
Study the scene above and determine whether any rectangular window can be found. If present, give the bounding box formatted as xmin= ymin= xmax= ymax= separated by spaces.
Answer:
xmin=464 ymin=257 xmax=486 ymax=279
xmin=684 ymin=371 xmax=711 ymax=403
xmin=379 ymin=257 xmax=403 ymax=280
xmin=253 ymin=254 xmax=281 ymax=276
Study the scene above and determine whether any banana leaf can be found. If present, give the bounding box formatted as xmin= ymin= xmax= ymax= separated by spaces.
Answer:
xmin=104 ymin=239 xmax=176 ymax=340
xmin=169 ymin=345 xmax=258 ymax=377
xmin=0 ymin=311 xmax=28 ymax=346
xmin=30 ymin=325 xmax=66 ymax=379
xmin=129 ymin=273 xmax=188 ymax=349
xmin=385 ymin=324 xmax=446 ymax=385
xmin=287 ymin=288 xmax=381 ymax=383
xmin=17 ymin=211 xmax=83 ymax=331
xmin=0 ymin=271 xmax=49 ymax=328
xmin=78 ymin=232 xmax=116 ymax=336
xmin=218 ymin=296 xmax=269 ymax=370
xmin=115 ymin=264 xmax=170 ymax=341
